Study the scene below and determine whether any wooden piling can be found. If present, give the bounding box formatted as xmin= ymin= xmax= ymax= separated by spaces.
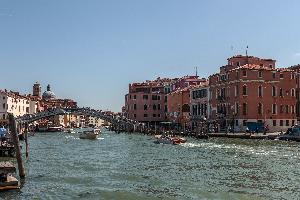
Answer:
xmin=25 ymin=123 xmax=29 ymax=159
xmin=9 ymin=114 xmax=26 ymax=179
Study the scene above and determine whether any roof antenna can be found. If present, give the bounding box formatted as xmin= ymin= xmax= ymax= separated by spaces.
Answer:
xmin=246 ymin=45 xmax=248 ymax=57
xmin=195 ymin=66 xmax=198 ymax=77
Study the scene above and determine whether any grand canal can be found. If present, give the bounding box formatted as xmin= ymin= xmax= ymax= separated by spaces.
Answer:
xmin=1 ymin=130 xmax=300 ymax=200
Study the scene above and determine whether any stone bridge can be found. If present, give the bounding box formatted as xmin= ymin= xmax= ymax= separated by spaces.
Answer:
xmin=15 ymin=107 xmax=141 ymax=132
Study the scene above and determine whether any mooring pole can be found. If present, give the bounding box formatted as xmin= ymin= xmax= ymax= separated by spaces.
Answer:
xmin=9 ymin=114 xmax=26 ymax=179
xmin=25 ymin=123 xmax=29 ymax=159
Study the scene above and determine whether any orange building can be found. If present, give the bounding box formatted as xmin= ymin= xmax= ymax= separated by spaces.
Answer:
xmin=166 ymin=87 xmax=191 ymax=126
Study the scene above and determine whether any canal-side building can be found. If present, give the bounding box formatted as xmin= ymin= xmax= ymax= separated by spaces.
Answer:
xmin=190 ymin=82 xmax=210 ymax=130
xmin=209 ymin=55 xmax=297 ymax=132
xmin=125 ymin=78 xmax=172 ymax=124
xmin=166 ymin=86 xmax=191 ymax=127
xmin=0 ymin=90 xmax=39 ymax=126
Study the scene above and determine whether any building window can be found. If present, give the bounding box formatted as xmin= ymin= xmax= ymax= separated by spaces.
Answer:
xmin=272 ymin=104 xmax=277 ymax=115
xmin=286 ymin=120 xmax=289 ymax=126
xmin=258 ymin=103 xmax=263 ymax=115
xmin=153 ymin=114 xmax=156 ymax=117
xmin=143 ymin=95 xmax=148 ymax=100
xmin=280 ymin=120 xmax=283 ymax=126
xmin=258 ymin=71 xmax=263 ymax=78
xmin=242 ymin=85 xmax=247 ymax=95
xmin=291 ymin=88 xmax=295 ymax=97
xmin=291 ymin=72 xmax=295 ymax=79
xmin=279 ymin=88 xmax=283 ymax=97
xmin=153 ymin=104 xmax=157 ymax=110
xmin=2 ymin=103 xmax=5 ymax=109
xmin=258 ymin=86 xmax=263 ymax=97
xmin=242 ymin=103 xmax=247 ymax=115
xmin=133 ymin=95 xmax=136 ymax=100
xmin=237 ymin=62 xmax=240 ymax=66
xmin=134 ymin=114 xmax=136 ymax=118
xmin=2 ymin=114 xmax=5 ymax=120
xmin=292 ymin=120 xmax=295 ymax=126
xmin=280 ymin=105 xmax=284 ymax=113
xmin=272 ymin=72 xmax=276 ymax=79
xmin=158 ymin=104 xmax=161 ymax=110
xmin=242 ymin=70 xmax=247 ymax=77
xmin=279 ymin=73 xmax=284 ymax=79
xmin=134 ymin=104 xmax=137 ymax=110
xmin=270 ymin=64 xmax=273 ymax=68
xmin=235 ymin=120 xmax=238 ymax=126
xmin=292 ymin=105 xmax=295 ymax=114
xmin=272 ymin=86 xmax=276 ymax=97
xmin=286 ymin=105 xmax=289 ymax=114
xmin=129 ymin=95 xmax=132 ymax=99
xmin=165 ymin=105 xmax=168 ymax=112
xmin=144 ymin=114 xmax=148 ymax=118
xmin=235 ymin=85 xmax=239 ymax=97
xmin=273 ymin=120 xmax=276 ymax=126
xmin=144 ymin=104 xmax=148 ymax=110
xmin=158 ymin=114 xmax=161 ymax=118
xmin=235 ymin=102 xmax=239 ymax=114
xmin=243 ymin=120 xmax=247 ymax=126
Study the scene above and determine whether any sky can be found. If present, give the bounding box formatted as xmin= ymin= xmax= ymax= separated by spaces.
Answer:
xmin=1 ymin=0 xmax=300 ymax=112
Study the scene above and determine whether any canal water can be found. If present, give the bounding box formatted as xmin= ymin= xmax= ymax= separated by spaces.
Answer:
xmin=1 ymin=130 xmax=300 ymax=200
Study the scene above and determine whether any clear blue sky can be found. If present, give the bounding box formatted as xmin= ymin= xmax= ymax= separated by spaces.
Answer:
xmin=1 ymin=0 xmax=300 ymax=112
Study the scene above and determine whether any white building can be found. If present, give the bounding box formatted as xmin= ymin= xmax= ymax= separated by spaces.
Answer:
xmin=0 ymin=90 xmax=38 ymax=124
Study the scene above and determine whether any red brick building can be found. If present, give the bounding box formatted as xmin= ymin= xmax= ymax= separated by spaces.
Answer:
xmin=209 ymin=55 xmax=297 ymax=132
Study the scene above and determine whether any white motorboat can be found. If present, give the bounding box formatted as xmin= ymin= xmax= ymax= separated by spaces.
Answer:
xmin=79 ymin=129 xmax=99 ymax=139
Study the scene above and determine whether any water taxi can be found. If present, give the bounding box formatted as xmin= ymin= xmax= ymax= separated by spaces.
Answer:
xmin=79 ymin=129 xmax=99 ymax=140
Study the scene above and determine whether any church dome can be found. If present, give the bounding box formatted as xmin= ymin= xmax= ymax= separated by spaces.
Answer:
xmin=42 ymin=84 xmax=56 ymax=100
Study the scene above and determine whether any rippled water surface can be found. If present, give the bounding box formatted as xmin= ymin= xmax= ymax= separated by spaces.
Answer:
xmin=1 ymin=130 xmax=300 ymax=200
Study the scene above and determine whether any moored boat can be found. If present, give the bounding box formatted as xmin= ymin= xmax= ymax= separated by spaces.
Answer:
xmin=0 ymin=162 xmax=20 ymax=191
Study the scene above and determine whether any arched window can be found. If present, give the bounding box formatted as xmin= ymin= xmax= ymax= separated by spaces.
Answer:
xmin=258 ymin=85 xmax=263 ymax=97
xmin=242 ymin=85 xmax=247 ymax=95
xmin=258 ymin=103 xmax=263 ymax=115
xmin=242 ymin=103 xmax=247 ymax=115
xmin=272 ymin=86 xmax=276 ymax=97
xmin=291 ymin=88 xmax=295 ymax=97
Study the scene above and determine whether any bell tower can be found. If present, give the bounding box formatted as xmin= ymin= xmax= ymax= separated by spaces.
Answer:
xmin=33 ymin=82 xmax=42 ymax=98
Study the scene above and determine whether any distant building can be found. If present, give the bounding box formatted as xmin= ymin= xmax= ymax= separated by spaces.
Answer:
xmin=0 ymin=90 xmax=38 ymax=125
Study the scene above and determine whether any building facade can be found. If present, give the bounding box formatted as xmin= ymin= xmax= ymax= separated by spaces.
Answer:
xmin=190 ymin=82 xmax=210 ymax=131
xmin=209 ymin=55 xmax=297 ymax=132
xmin=125 ymin=78 xmax=172 ymax=123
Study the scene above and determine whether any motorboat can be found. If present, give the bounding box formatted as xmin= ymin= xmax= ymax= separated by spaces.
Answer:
xmin=79 ymin=129 xmax=99 ymax=139
xmin=47 ymin=126 xmax=64 ymax=132
xmin=154 ymin=135 xmax=187 ymax=145
xmin=0 ymin=162 xmax=20 ymax=191
xmin=277 ymin=125 xmax=300 ymax=142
